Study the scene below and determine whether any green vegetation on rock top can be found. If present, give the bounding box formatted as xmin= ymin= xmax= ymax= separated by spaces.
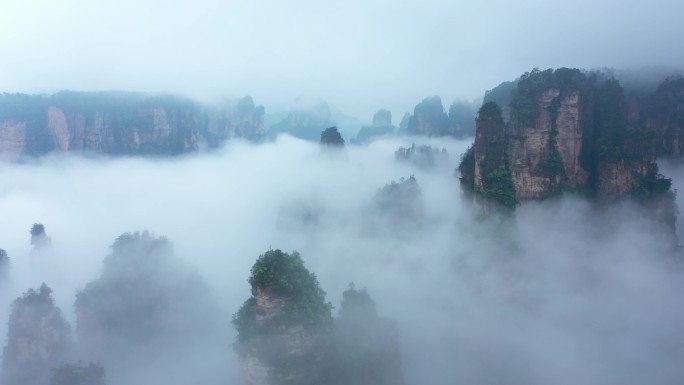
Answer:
xmin=233 ymin=249 xmax=333 ymax=341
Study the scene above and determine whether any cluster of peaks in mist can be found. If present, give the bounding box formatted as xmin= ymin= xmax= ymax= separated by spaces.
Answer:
xmin=1 ymin=65 xmax=684 ymax=385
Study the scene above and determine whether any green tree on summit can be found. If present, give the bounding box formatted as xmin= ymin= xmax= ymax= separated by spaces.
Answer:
xmin=232 ymin=249 xmax=333 ymax=341
xmin=320 ymin=127 xmax=345 ymax=147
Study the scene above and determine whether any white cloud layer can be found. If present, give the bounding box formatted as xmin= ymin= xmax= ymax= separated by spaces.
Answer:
xmin=1 ymin=137 xmax=683 ymax=384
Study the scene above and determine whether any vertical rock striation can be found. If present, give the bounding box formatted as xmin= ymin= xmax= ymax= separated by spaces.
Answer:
xmin=462 ymin=68 xmax=676 ymax=221
xmin=0 ymin=91 xmax=266 ymax=159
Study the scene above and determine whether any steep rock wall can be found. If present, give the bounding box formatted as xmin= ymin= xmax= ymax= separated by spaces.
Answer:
xmin=0 ymin=92 xmax=265 ymax=159
xmin=47 ymin=106 xmax=70 ymax=151
xmin=508 ymin=89 xmax=561 ymax=198
xmin=464 ymin=68 xmax=674 ymax=205
xmin=508 ymin=89 xmax=590 ymax=197
xmin=0 ymin=121 xmax=27 ymax=161
xmin=238 ymin=287 xmax=326 ymax=385
xmin=555 ymin=90 xmax=589 ymax=188
xmin=473 ymin=106 xmax=507 ymax=193
xmin=597 ymin=159 xmax=643 ymax=196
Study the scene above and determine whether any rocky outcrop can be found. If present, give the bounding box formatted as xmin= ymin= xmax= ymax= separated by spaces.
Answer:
xmin=75 ymin=231 xmax=220 ymax=362
xmin=506 ymin=88 xmax=590 ymax=198
xmin=2 ymin=284 xmax=71 ymax=385
xmin=233 ymin=96 xmax=266 ymax=141
xmin=233 ymin=250 xmax=405 ymax=385
xmin=30 ymin=223 xmax=51 ymax=250
xmin=406 ymin=96 xmax=450 ymax=136
xmin=329 ymin=286 xmax=405 ymax=385
xmin=395 ymin=144 xmax=449 ymax=169
xmin=461 ymin=68 xmax=676 ymax=214
xmin=0 ymin=91 xmax=265 ymax=159
xmin=233 ymin=250 xmax=333 ymax=385
xmin=403 ymin=96 xmax=475 ymax=137
xmin=356 ymin=109 xmax=394 ymax=143
xmin=269 ymin=98 xmax=332 ymax=141
xmin=238 ymin=288 xmax=327 ymax=385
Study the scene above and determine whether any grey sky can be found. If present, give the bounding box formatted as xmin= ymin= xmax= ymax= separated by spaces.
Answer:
xmin=1 ymin=0 xmax=683 ymax=119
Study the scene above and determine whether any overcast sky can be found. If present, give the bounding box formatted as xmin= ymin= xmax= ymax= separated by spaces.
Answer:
xmin=1 ymin=0 xmax=683 ymax=119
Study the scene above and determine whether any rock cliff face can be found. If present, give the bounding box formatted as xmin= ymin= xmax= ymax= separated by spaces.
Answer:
xmin=462 ymin=68 xmax=676 ymax=214
xmin=0 ymin=92 xmax=265 ymax=160
xmin=238 ymin=288 xmax=327 ymax=385
xmin=555 ymin=90 xmax=588 ymax=187
xmin=507 ymin=88 xmax=581 ymax=198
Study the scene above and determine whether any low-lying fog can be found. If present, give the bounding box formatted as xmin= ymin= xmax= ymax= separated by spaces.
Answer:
xmin=1 ymin=136 xmax=683 ymax=385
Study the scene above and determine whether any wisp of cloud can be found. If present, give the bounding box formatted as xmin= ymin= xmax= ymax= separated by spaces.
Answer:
xmin=0 ymin=135 xmax=683 ymax=385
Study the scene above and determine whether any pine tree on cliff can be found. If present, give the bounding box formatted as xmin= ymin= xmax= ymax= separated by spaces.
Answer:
xmin=321 ymin=126 xmax=345 ymax=147
xmin=2 ymin=283 xmax=71 ymax=385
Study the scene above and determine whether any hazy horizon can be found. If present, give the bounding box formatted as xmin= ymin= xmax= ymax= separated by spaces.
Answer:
xmin=2 ymin=0 xmax=684 ymax=120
